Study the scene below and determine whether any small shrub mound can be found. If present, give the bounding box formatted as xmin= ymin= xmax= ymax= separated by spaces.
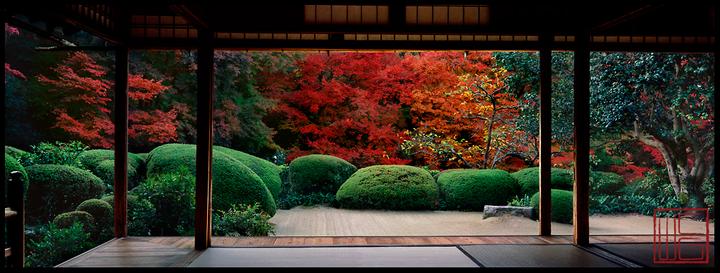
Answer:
xmin=52 ymin=211 xmax=95 ymax=232
xmin=511 ymin=167 xmax=574 ymax=195
xmin=213 ymin=146 xmax=282 ymax=200
xmin=288 ymin=154 xmax=357 ymax=195
xmin=336 ymin=165 xmax=438 ymax=210
xmin=101 ymin=194 xmax=156 ymax=236
xmin=94 ymin=159 xmax=141 ymax=191
xmin=531 ymin=189 xmax=573 ymax=224
xmin=5 ymin=153 xmax=29 ymax=199
xmin=26 ymin=164 xmax=105 ymax=222
xmin=590 ymin=171 xmax=625 ymax=195
xmin=76 ymin=199 xmax=113 ymax=227
xmin=146 ymin=144 xmax=276 ymax=216
xmin=437 ymin=169 xmax=520 ymax=211
xmin=78 ymin=149 xmax=144 ymax=171
xmin=132 ymin=169 xmax=196 ymax=236
xmin=212 ymin=203 xmax=275 ymax=236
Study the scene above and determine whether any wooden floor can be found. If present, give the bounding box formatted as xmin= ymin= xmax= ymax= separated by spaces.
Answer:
xmin=57 ymin=235 xmax=714 ymax=267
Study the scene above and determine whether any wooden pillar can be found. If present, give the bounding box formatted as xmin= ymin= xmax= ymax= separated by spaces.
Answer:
xmin=538 ymin=33 xmax=552 ymax=236
xmin=573 ymin=30 xmax=591 ymax=246
xmin=7 ymin=172 xmax=25 ymax=267
xmin=113 ymin=45 xmax=129 ymax=238
xmin=195 ymin=29 xmax=214 ymax=250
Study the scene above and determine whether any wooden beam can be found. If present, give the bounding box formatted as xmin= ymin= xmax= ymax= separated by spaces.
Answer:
xmin=195 ymin=29 xmax=215 ymax=250
xmin=170 ymin=4 xmax=209 ymax=29
xmin=573 ymin=30 xmax=590 ymax=246
xmin=114 ymin=45 xmax=129 ymax=238
xmin=538 ymin=33 xmax=552 ymax=236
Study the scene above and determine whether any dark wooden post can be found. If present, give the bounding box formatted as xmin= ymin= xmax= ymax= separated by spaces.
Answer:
xmin=114 ymin=45 xmax=129 ymax=238
xmin=195 ymin=29 xmax=214 ymax=250
xmin=573 ymin=30 xmax=591 ymax=246
xmin=538 ymin=33 xmax=552 ymax=236
xmin=7 ymin=171 xmax=25 ymax=268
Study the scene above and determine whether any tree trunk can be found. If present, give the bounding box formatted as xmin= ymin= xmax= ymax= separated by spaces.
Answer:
xmin=483 ymin=101 xmax=497 ymax=168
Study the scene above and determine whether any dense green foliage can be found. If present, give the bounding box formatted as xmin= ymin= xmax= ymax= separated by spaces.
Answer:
xmin=26 ymin=223 xmax=94 ymax=267
xmin=76 ymin=199 xmax=113 ymax=227
xmin=78 ymin=149 xmax=144 ymax=171
xmin=590 ymin=172 xmax=682 ymax=215
xmin=94 ymin=159 xmax=141 ymax=191
xmin=213 ymin=145 xmax=282 ymax=199
xmin=436 ymin=169 xmax=520 ymax=211
xmin=511 ymin=167 xmax=574 ymax=195
xmin=531 ymin=189 xmax=573 ymax=224
xmin=131 ymin=168 xmax=195 ymax=235
xmin=146 ymin=143 xmax=276 ymax=215
xmin=101 ymin=194 xmax=156 ymax=236
xmin=5 ymin=145 xmax=28 ymax=159
xmin=336 ymin=165 xmax=438 ymax=210
xmin=287 ymin=154 xmax=357 ymax=195
xmin=590 ymin=171 xmax=625 ymax=195
xmin=19 ymin=141 xmax=88 ymax=167
xmin=25 ymin=164 xmax=105 ymax=222
xmin=52 ymin=211 xmax=95 ymax=232
xmin=4 ymin=153 xmax=29 ymax=199
xmin=212 ymin=203 xmax=275 ymax=236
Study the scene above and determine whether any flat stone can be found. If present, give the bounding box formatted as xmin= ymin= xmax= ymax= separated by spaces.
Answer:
xmin=483 ymin=205 xmax=534 ymax=219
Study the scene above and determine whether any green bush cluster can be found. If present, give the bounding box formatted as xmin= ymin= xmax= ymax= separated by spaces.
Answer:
xmin=52 ymin=211 xmax=95 ymax=232
xmin=531 ymin=189 xmax=573 ymax=224
xmin=590 ymin=171 xmax=625 ymax=195
xmin=132 ymin=168 xmax=196 ymax=236
xmin=26 ymin=164 xmax=105 ymax=222
xmin=146 ymin=143 xmax=277 ymax=216
xmin=287 ymin=154 xmax=357 ymax=195
xmin=101 ymin=194 xmax=156 ymax=236
xmin=5 ymin=145 xmax=28 ymax=159
xmin=20 ymin=141 xmax=88 ymax=167
xmin=26 ymin=223 xmax=94 ymax=267
xmin=76 ymin=199 xmax=113 ymax=227
xmin=590 ymin=172 xmax=683 ymax=216
xmin=78 ymin=149 xmax=145 ymax=190
xmin=5 ymin=153 xmax=29 ymax=199
xmin=214 ymin=146 xmax=282 ymax=199
xmin=336 ymin=165 xmax=438 ymax=210
xmin=437 ymin=169 xmax=520 ymax=211
xmin=212 ymin=203 xmax=275 ymax=236
xmin=511 ymin=167 xmax=574 ymax=195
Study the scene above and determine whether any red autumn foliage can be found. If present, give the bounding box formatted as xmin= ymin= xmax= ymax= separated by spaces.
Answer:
xmin=37 ymin=52 xmax=176 ymax=148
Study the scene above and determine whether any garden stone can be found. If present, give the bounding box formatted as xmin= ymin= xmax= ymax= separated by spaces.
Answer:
xmin=482 ymin=205 xmax=534 ymax=219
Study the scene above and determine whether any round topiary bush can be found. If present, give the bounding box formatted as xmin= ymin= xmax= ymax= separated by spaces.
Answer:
xmin=288 ymin=154 xmax=357 ymax=195
xmin=511 ymin=167 xmax=574 ymax=195
xmin=26 ymin=164 xmax=105 ymax=222
xmin=336 ymin=165 xmax=438 ymax=210
xmin=436 ymin=169 xmax=520 ymax=211
xmin=5 ymin=153 xmax=29 ymax=199
xmin=213 ymin=146 xmax=282 ymax=200
xmin=590 ymin=171 xmax=625 ymax=195
xmin=76 ymin=199 xmax=113 ymax=227
xmin=530 ymin=189 xmax=573 ymax=224
xmin=146 ymin=143 xmax=276 ymax=216
xmin=94 ymin=159 xmax=140 ymax=191
xmin=52 ymin=211 xmax=95 ymax=232
xmin=78 ymin=149 xmax=144 ymax=171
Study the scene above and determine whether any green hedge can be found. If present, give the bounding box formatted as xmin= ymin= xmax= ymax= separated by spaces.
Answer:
xmin=78 ymin=149 xmax=144 ymax=171
xmin=288 ymin=154 xmax=357 ymax=195
xmin=146 ymin=143 xmax=276 ymax=216
xmin=437 ymin=169 xmax=520 ymax=211
xmin=213 ymin=146 xmax=282 ymax=200
xmin=5 ymin=146 xmax=28 ymax=159
xmin=511 ymin=167 xmax=574 ymax=195
xmin=590 ymin=171 xmax=625 ymax=195
xmin=26 ymin=164 xmax=105 ymax=222
xmin=531 ymin=189 xmax=573 ymax=224
xmin=76 ymin=199 xmax=113 ymax=227
xmin=94 ymin=159 xmax=141 ymax=191
xmin=52 ymin=211 xmax=95 ymax=232
xmin=5 ymin=153 xmax=29 ymax=199
xmin=336 ymin=165 xmax=438 ymax=210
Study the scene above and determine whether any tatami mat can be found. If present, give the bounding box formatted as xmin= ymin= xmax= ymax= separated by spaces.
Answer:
xmin=595 ymin=243 xmax=714 ymax=268
xmin=188 ymin=246 xmax=479 ymax=267
xmin=459 ymin=244 xmax=621 ymax=267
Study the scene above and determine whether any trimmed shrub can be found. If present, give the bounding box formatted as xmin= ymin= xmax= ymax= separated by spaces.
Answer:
xmin=432 ymin=168 xmax=464 ymax=181
xmin=437 ymin=169 xmax=520 ymax=211
xmin=213 ymin=146 xmax=282 ymax=200
xmin=146 ymin=143 xmax=276 ymax=216
xmin=288 ymin=154 xmax=357 ymax=195
xmin=590 ymin=171 xmax=625 ymax=195
xmin=26 ymin=164 xmax=105 ymax=222
xmin=5 ymin=145 xmax=28 ymax=159
xmin=78 ymin=149 xmax=144 ymax=172
xmin=336 ymin=165 xmax=438 ymax=210
xmin=511 ymin=167 xmax=574 ymax=195
xmin=94 ymin=159 xmax=141 ymax=191
xmin=531 ymin=189 xmax=573 ymax=224
xmin=132 ymin=168 xmax=195 ymax=235
xmin=5 ymin=153 xmax=29 ymax=199
xmin=52 ymin=211 xmax=95 ymax=232
xmin=212 ymin=203 xmax=275 ymax=236
xmin=101 ymin=194 xmax=156 ymax=236
xmin=76 ymin=199 xmax=113 ymax=227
